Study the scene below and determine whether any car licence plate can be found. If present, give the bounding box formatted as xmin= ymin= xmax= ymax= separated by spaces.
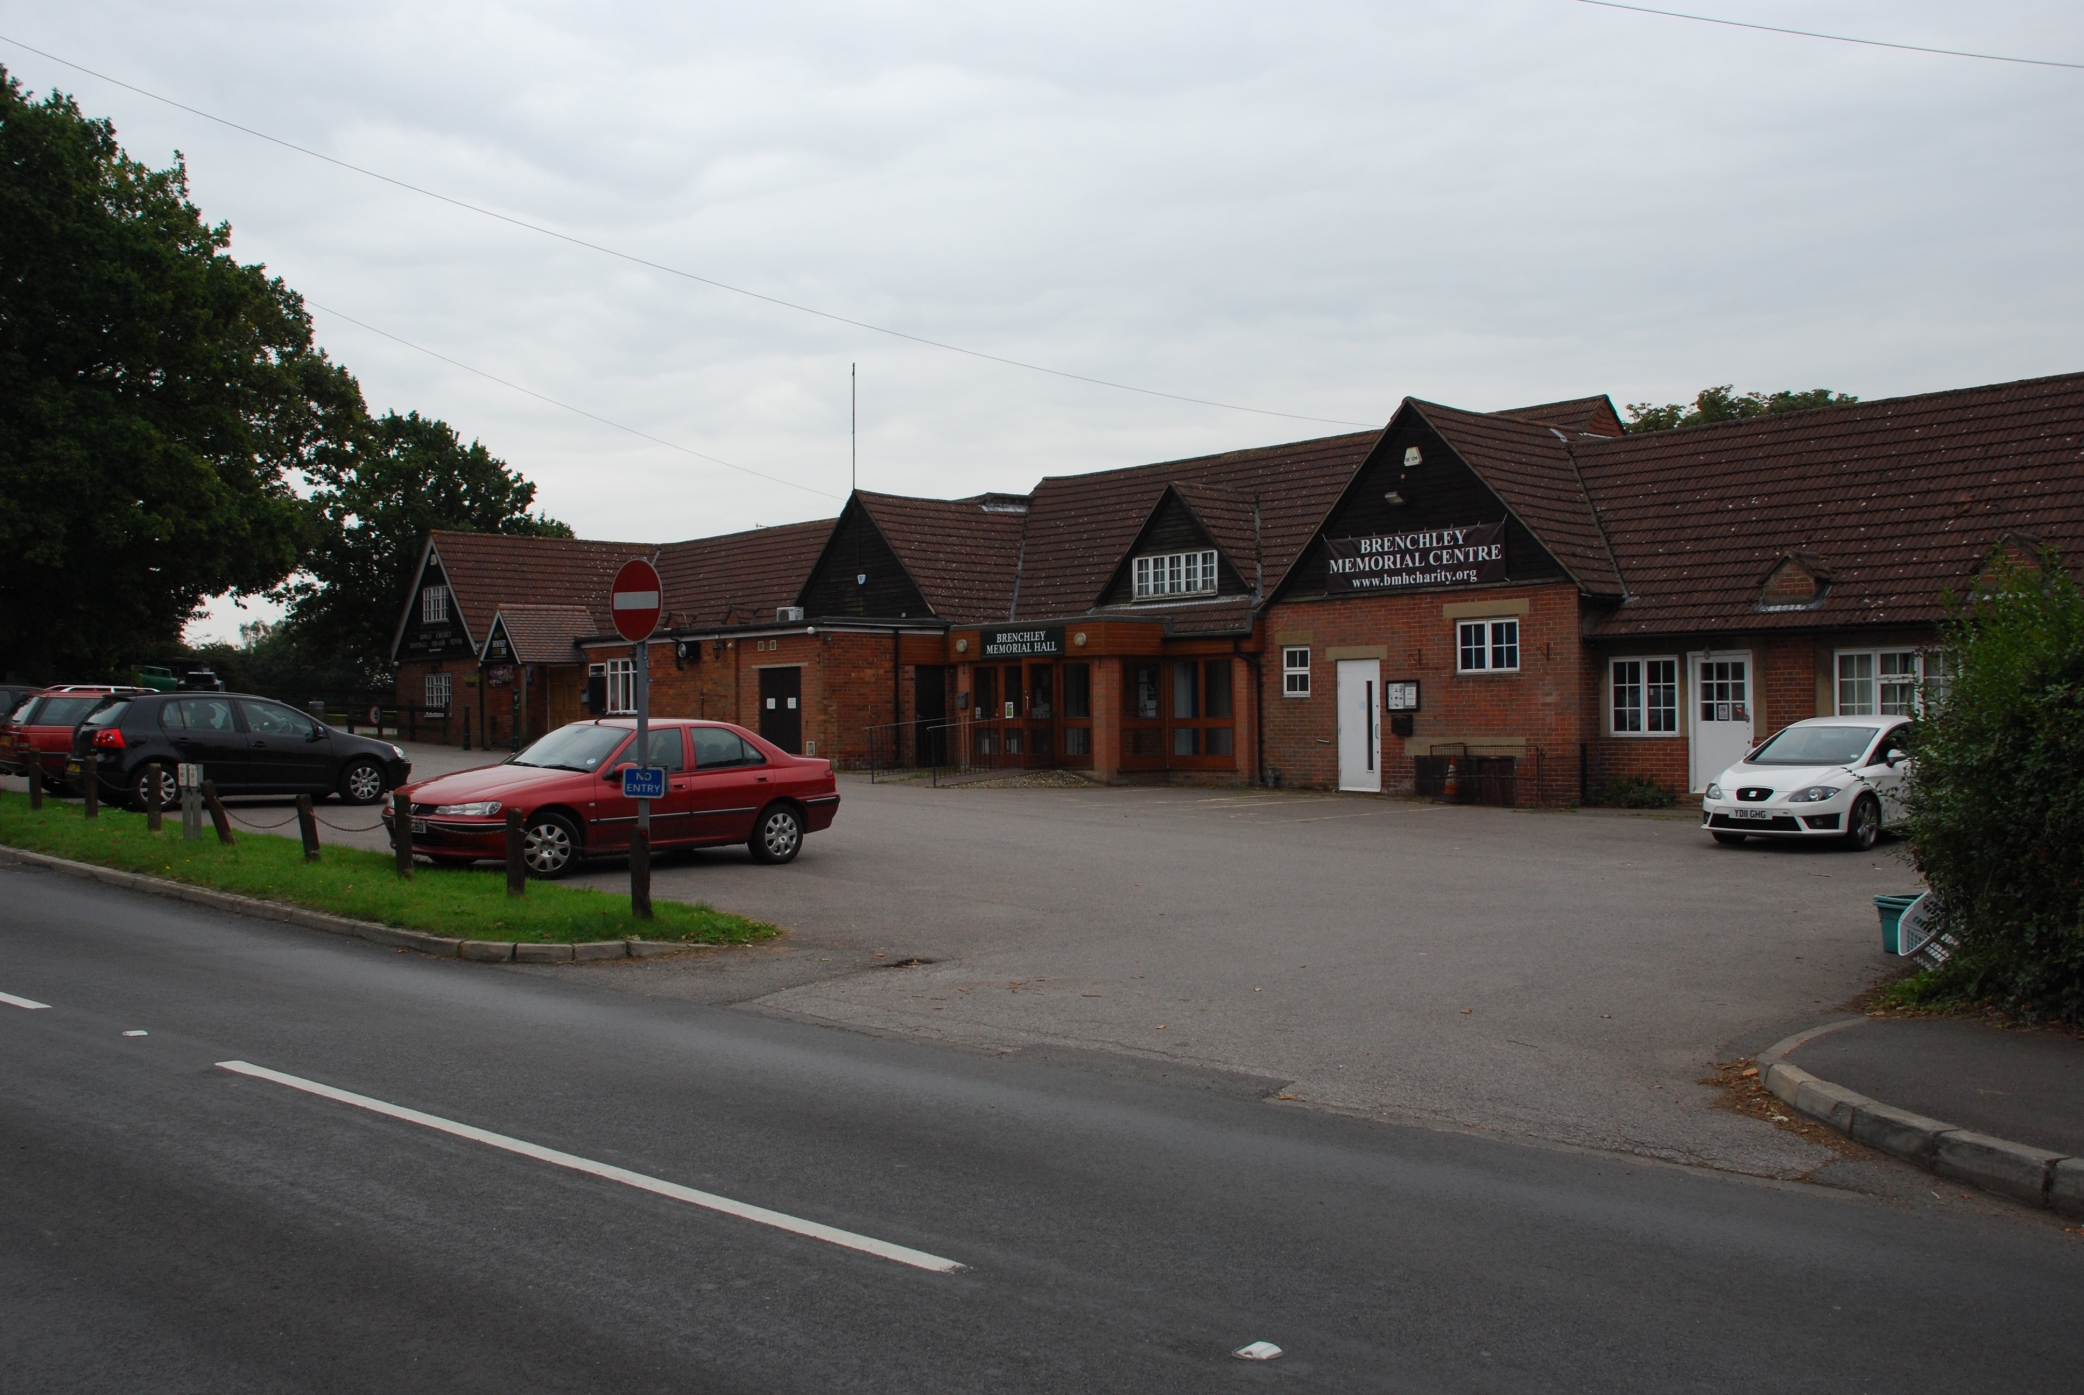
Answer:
xmin=66 ymin=761 xmax=81 ymax=775
xmin=1728 ymin=808 xmax=1775 ymax=821
xmin=411 ymin=818 xmax=428 ymax=833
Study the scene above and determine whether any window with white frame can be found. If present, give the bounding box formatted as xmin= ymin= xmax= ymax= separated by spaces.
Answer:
xmin=604 ymin=657 xmax=636 ymax=715
xmin=1611 ymin=657 xmax=1678 ymax=734
xmin=421 ymin=585 xmax=449 ymax=623
xmin=1133 ymin=550 xmax=1218 ymax=599
xmin=1837 ymin=649 xmax=1937 ymax=716
xmin=1282 ymin=646 xmax=1311 ymax=696
xmin=423 ymin=671 xmax=452 ymax=711
xmin=1457 ymin=618 xmax=1520 ymax=673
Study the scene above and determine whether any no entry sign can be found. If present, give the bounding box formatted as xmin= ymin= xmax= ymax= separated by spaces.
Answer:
xmin=611 ymin=559 xmax=663 ymax=642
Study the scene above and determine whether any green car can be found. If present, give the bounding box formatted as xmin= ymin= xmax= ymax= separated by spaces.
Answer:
xmin=134 ymin=665 xmax=180 ymax=692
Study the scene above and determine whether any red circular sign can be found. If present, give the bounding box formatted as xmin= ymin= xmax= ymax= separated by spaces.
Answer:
xmin=610 ymin=559 xmax=664 ymax=643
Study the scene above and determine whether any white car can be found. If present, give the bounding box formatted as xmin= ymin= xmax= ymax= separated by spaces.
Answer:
xmin=1701 ymin=716 xmax=1915 ymax=851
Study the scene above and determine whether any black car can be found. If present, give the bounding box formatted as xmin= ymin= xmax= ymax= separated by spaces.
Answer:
xmin=71 ymin=692 xmax=412 ymax=810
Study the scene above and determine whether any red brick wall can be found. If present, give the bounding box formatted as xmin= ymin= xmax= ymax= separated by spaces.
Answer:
xmin=1261 ymin=583 xmax=1592 ymax=803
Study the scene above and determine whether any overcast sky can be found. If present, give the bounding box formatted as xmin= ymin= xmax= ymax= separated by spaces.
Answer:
xmin=3 ymin=2 xmax=2078 ymax=641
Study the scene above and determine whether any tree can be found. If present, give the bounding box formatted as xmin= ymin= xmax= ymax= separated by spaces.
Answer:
xmin=280 ymin=410 xmax=571 ymax=687
xmin=1624 ymin=385 xmax=1857 ymax=433
xmin=1902 ymin=552 xmax=2084 ymax=1022
xmin=0 ymin=70 xmax=364 ymax=680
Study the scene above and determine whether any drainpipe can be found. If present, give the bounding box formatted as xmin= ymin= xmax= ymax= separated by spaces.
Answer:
xmin=1237 ymin=637 xmax=1264 ymax=788
xmin=893 ymin=626 xmax=903 ymax=766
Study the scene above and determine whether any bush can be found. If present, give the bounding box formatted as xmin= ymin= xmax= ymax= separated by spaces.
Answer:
xmin=1589 ymin=775 xmax=1673 ymax=809
xmin=1904 ymin=553 xmax=2084 ymax=1022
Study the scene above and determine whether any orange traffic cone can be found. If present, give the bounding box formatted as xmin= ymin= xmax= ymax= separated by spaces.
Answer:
xmin=1442 ymin=758 xmax=1460 ymax=801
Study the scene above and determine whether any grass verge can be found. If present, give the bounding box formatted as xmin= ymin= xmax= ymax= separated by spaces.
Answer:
xmin=0 ymin=800 xmax=778 ymax=946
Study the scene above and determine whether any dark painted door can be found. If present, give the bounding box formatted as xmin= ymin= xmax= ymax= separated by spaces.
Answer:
xmin=758 ymin=667 xmax=803 ymax=754
xmin=913 ymin=665 xmax=947 ymax=765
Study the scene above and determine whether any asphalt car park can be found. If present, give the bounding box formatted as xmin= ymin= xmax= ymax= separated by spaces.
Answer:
xmin=541 ymin=776 xmax=1924 ymax=1185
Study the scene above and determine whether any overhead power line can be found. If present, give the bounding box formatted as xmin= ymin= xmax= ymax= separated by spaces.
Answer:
xmin=310 ymin=301 xmax=843 ymax=500
xmin=0 ymin=33 xmax=1377 ymax=430
xmin=1573 ymin=1 xmax=2084 ymax=71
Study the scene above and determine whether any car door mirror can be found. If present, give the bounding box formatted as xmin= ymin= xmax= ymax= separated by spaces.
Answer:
xmin=603 ymin=764 xmax=626 ymax=782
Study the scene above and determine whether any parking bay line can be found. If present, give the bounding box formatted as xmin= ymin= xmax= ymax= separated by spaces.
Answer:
xmin=214 ymin=1060 xmax=963 ymax=1274
xmin=1 ymin=991 xmax=51 ymax=1010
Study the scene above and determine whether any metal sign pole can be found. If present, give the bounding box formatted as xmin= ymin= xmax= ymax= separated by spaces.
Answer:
xmin=631 ymin=638 xmax=653 ymax=920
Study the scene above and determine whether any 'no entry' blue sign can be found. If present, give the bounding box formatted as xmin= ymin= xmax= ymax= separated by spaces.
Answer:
xmin=621 ymin=765 xmax=667 ymax=800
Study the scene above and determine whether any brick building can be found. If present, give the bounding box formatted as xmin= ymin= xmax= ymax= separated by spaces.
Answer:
xmin=390 ymin=370 xmax=2084 ymax=802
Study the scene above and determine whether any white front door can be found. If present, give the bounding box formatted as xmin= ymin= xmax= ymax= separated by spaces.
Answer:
xmin=1337 ymin=659 xmax=1380 ymax=793
xmin=1689 ymin=651 xmax=1755 ymax=792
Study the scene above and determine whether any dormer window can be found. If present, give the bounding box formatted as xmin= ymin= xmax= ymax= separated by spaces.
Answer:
xmin=1133 ymin=550 xmax=1218 ymax=599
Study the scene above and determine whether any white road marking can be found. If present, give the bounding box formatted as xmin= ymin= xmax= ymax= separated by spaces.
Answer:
xmin=0 ymin=992 xmax=51 ymax=1010
xmin=1234 ymin=1341 xmax=1284 ymax=1361
xmin=215 ymin=1060 xmax=964 ymax=1273
xmin=123 ymin=1030 xmax=149 ymax=1037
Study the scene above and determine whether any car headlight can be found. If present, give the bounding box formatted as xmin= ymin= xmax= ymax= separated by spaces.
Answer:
xmin=390 ymin=744 xmax=407 ymax=760
xmin=1786 ymin=785 xmax=1842 ymax=804
xmin=433 ymin=801 xmax=502 ymax=817
xmin=1705 ymin=783 xmax=1723 ymax=800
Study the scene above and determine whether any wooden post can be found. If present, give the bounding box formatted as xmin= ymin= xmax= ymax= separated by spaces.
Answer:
xmin=201 ymin=780 xmax=235 ymax=845
xmin=628 ymin=826 xmax=652 ymax=920
xmin=145 ymin=762 xmax=164 ymax=832
xmin=296 ymin=793 xmax=320 ymax=862
xmin=505 ymin=808 xmax=526 ymax=897
xmin=391 ymin=789 xmax=413 ymax=878
xmin=83 ymin=761 xmax=98 ymax=818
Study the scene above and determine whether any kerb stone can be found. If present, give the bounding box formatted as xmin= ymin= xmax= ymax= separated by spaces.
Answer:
xmin=459 ymin=940 xmax=515 ymax=962
xmin=573 ymin=940 xmax=629 ymax=962
xmin=515 ymin=942 xmax=574 ymax=963
xmin=2052 ymin=1158 xmax=2084 ymax=1221
xmin=1792 ymin=1077 xmax=1870 ymax=1134
xmin=1764 ymin=1062 xmax=1816 ymax=1108
xmin=1847 ymin=1101 xmax=1956 ymax=1166
xmin=1933 ymin=1131 xmax=2062 ymax=1208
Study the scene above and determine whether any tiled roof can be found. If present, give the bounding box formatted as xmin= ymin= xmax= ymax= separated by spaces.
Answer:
xmin=1575 ymin=371 xmax=2084 ymax=636
xmin=1013 ymin=431 xmax=1378 ymax=620
xmin=490 ymin=605 xmax=595 ymax=663
xmin=656 ymin=518 xmax=835 ymax=629
xmin=852 ymin=492 xmax=1031 ymax=624
xmin=429 ymin=531 xmax=654 ymax=645
xmin=1170 ymin=482 xmax=1263 ymax=589
xmin=1495 ymin=395 xmax=1626 ymax=439
xmin=1408 ymin=402 xmax=1625 ymax=596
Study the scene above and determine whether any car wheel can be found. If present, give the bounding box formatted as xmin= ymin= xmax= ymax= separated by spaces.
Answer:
xmin=523 ymin=812 xmax=582 ymax=879
xmin=749 ymin=803 xmax=804 ymax=865
xmin=129 ymin=765 xmax=179 ymax=813
xmin=41 ymin=774 xmax=67 ymax=796
xmin=337 ymin=758 xmax=386 ymax=806
xmin=1842 ymin=794 xmax=1881 ymax=851
xmin=1711 ymin=831 xmax=1748 ymax=845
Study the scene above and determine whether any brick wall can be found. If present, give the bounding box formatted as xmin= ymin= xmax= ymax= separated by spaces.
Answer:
xmin=1261 ymin=583 xmax=1592 ymax=803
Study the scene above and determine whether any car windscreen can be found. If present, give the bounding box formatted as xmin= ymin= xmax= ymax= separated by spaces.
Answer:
xmin=512 ymin=724 xmax=630 ymax=771
xmin=1746 ymin=725 xmax=1879 ymax=766
xmin=32 ymin=695 xmax=108 ymax=727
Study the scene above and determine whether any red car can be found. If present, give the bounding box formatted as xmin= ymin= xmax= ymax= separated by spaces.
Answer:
xmin=387 ymin=718 xmax=840 ymax=877
xmin=3 ymin=687 xmax=148 ymax=791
